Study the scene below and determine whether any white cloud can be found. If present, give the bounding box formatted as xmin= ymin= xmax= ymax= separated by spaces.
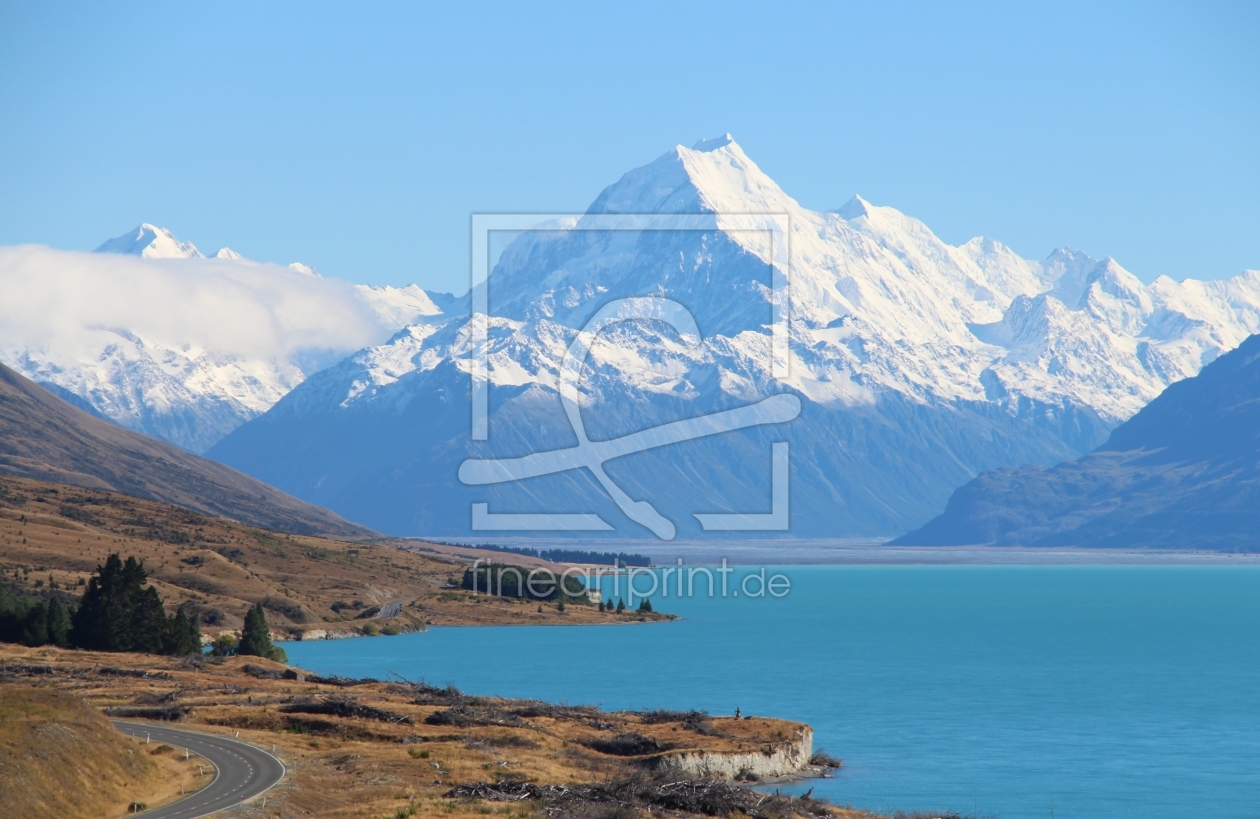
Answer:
xmin=0 ymin=245 xmax=394 ymax=361
xmin=0 ymin=243 xmax=447 ymax=451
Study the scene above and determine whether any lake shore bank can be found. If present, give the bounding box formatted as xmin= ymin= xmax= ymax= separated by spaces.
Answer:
xmin=0 ymin=642 xmax=875 ymax=819
xmin=445 ymin=538 xmax=1260 ymax=566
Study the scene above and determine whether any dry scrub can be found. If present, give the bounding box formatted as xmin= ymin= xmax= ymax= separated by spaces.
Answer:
xmin=1 ymin=643 xmax=882 ymax=819
xmin=0 ymin=475 xmax=672 ymax=640
xmin=0 ymin=683 xmax=203 ymax=818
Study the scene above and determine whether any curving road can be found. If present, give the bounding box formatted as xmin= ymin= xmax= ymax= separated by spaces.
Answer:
xmin=375 ymin=598 xmax=411 ymax=619
xmin=112 ymin=721 xmax=286 ymax=819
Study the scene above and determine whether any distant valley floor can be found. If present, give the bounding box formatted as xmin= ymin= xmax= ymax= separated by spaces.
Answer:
xmin=434 ymin=538 xmax=1260 ymax=566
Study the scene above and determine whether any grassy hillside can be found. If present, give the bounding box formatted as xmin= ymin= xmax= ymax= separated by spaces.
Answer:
xmin=0 ymin=475 xmax=670 ymax=636
xmin=0 ymin=683 xmax=202 ymax=818
xmin=0 ymin=645 xmax=869 ymax=819
xmin=0 ymin=362 xmax=370 ymax=539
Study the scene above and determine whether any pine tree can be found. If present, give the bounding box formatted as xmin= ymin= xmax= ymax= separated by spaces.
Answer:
xmin=184 ymin=607 xmax=202 ymax=654
xmin=71 ymin=554 xmax=125 ymax=650
xmin=615 ymin=598 xmax=626 ymax=613
xmin=238 ymin=603 xmax=286 ymax=663
xmin=131 ymin=586 xmax=169 ymax=653
xmin=164 ymin=606 xmax=202 ymax=656
xmin=20 ymin=602 xmax=48 ymax=646
xmin=637 ymin=597 xmax=653 ymax=613
xmin=46 ymin=596 xmax=71 ymax=647
xmin=70 ymin=553 xmax=170 ymax=654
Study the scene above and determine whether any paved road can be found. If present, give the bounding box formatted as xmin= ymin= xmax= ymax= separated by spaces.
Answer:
xmin=112 ymin=721 xmax=286 ymax=819
xmin=375 ymin=598 xmax=409 ymax=619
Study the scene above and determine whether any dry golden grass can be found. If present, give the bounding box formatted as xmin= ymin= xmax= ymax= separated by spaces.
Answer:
xmin=0 ymin=644 xmax=884 ymax=819
xmin=0 ymin=475 xmax=672 ymax=637
xmin=0 ymin=682 xmax=205 ymax=818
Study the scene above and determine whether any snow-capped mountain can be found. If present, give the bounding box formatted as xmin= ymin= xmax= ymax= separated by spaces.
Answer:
xmin=0 ymin=227 xmax=459 ymax=452
xmin=95 ymin=223 xmax=204 ymax=259
xmin=206 ymin=135 xmax=1260 ymax=539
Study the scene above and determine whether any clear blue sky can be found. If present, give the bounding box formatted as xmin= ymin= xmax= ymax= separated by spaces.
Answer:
xmin=1 ymin=1 xmax=1256 ymax=294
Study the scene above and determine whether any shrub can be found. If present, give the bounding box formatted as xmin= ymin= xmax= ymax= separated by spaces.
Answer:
xmin=809 ymin=749 xmax=843 ymax=769
xmin=210 ymin=633 xmax=238 ymax=656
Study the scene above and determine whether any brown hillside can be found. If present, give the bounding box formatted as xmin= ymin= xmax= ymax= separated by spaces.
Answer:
xmin=0 ymin=475 xmax=672 ymax=635
xmin=0 ymin=362 xmax=370 ymax=539
xmin=0 ymin=683 xmax=202 ymax=818
xmin=0 ymin=645 xmax=868 ymax=819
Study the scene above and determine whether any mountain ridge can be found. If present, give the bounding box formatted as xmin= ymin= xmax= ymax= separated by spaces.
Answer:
xmin=0 ymin=361 xmax=373 ymax=539
xmin=892 ymin=334 xmax=1260 ymax=549
xmin=208 ymin=137 xmax=1260 ymax=539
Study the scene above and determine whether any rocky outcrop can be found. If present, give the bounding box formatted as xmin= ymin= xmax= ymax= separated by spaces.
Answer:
xmin=650 ymin=726 xmax=812 ymax=781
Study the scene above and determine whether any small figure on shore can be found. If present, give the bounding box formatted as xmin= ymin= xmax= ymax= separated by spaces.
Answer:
xmin=735 ymin=707 xmax=740 ymax=718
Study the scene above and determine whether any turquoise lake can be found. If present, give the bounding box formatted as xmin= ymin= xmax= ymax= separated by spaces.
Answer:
xmin=283 ymin=565 xmax=1260 ymax=818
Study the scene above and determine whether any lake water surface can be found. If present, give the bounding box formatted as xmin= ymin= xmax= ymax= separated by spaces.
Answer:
xmin=284 ymin=565 xmax=1260 ymax=818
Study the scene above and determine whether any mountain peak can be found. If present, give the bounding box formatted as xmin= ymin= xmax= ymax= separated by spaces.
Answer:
xmin=691 ymin=133 xmax=736 ymax=153
xmin=214 ymin=247 xmax=244 ymax=261
xmin=833 ymin=195 xmax=872 ymax=220
xmin=587 ymin=134 xmax=790 ymax=216
xmin=94 ymin=224 xmax=203 ymax=259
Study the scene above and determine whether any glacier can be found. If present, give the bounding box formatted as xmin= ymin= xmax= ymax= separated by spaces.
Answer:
xmin=206 ymin=135 xmax=1260 ymax=538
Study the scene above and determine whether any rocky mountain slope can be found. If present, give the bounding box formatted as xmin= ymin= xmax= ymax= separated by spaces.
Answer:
xmin=893 ymin=334 xmax=1260 ymax=550
xmin=0 ymin=362 xmax=370 ymax=538
xmin=209 ymin=136 xmax=1260 ymax=539
xmin=0 ymin=226 xmax=459 ymax=452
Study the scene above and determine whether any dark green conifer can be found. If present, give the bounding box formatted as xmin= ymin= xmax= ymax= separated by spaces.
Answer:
xmin=69 ymin=553 xmax=169 ymax=653
xmin=46 ymin=596 xmax=71 ymax=647
xmin=20 ymin=602 xmax=48 ymax=646
xmin=70 ymin=553 xmax=125 ymax=650
xmin=131 ymin=586 xmax=169 ymax=653
xmin=238 ymin=603 xmax=286 ymax=663
xmin=165 ymin=606 xmax=202 ymax=656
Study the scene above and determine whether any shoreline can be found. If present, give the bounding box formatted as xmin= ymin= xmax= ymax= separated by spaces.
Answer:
xmin=281 ymin=613 xmax=680 ymax=644
xmin=0 ymin=644 xmax=844 ymax=818
xmin=429 ymin=538 xmax=1260 ymax=566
